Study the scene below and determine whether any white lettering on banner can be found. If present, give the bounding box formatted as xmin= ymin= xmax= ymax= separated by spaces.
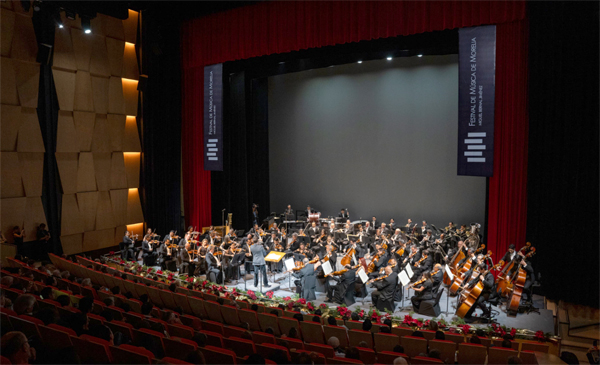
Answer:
xmin=464 ymin=132 xmax=486 ymax=162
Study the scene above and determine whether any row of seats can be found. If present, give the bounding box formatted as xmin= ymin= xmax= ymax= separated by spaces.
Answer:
xmin=4 ymin=254 xmax=549 ymax=364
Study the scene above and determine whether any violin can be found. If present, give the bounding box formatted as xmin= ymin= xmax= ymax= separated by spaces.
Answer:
xmin=366 ymin=273 xmax=390 ymax=285
xmin=408 ymin=276 xmax=427 ymax=289
xmin=415 ymin=254 xmax=428 ymax=267
xmin=326 ymin=262 xmax=361 ymax=277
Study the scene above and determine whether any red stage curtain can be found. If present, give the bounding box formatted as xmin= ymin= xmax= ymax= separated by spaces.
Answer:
xmin=181 ymin=1 xmax=528 ymax=254
xmin=487 ymin=19 xmax=529 ymax=256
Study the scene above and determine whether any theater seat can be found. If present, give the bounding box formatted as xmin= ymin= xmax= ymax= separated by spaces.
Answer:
xmin=324 ymin=325 xmax=349 ymax=348
xmin=356 ymin=347 xmax=377 ymax=364
xmin=488 ymin=347 xmax=519 ymax=364
xmin=373 ymin=332 xmax=400 ymax=352
xmin=0 ymin=355 xmax=11 ymax=364
xmin=252 ymin=331 xmax=277 ymax=344
xmin=38 ymin=325 xmax=74 ymax=349
xmin=411 ymin=356 xmax=445 ymax=364
xmin=258 ymin=313 xmax=281 ymax=336
xmin=164 ymin=337 xmax=198 ymax=361
xmin=376 ymin=351 xmax=409 ymax=364
xmin=304 ymin=343 xmax=335 ymax=358
xmin=256 ymin=343 xmax=291 ymax=361
xmin=199 ymin=345 xmax=237 ymax=365
xmin=198 ymin=330 xmax=224 ymax=348
xmin=348 ymin=330 xmax=373 ymax=349
xmin=457 ymin=343 xmax=487 ymax=364
xmin=48 ymin=323 xmax=77 ymax=336
xmin=401 ymin=335 xmax=428 ymax=358
xmin=327 ymin=357 xmax=363 ymax=364
xmin=111 ymin=344 xmax=154 ymax=364
xmin=428 ymin=339 xmax=457 ymax=364
xmin=224 ymin=337 xmax=256 ymax=357
xmin=162 ymin=357 xmax=192 ymax=364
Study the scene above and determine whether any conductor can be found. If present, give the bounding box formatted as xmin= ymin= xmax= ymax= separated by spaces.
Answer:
xmin=251 ymin=237 xmax=270 ymax=288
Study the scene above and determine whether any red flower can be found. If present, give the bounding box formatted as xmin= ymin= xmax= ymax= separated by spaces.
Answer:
xmin=459 ymin=324 xmax=471 ymax=334
xmin=297 ymin=298 xmax=306 ymax=305
xmin=535 ymin=331 xmax=546 ymax=342
xmin=147 ymin=268 xmax=153 ymax=273
xmin=265 ymin=291 xmax=274 ymax=299
xmin=109 ymin=251 xmax=115 ymax=255
xmin=510 ymin=328 xmax=516 ymax=337
xmin=287 ymin=302 xmax=294 ymax=310
xmin=119 ymin=260 xmax=125 ymax=265
xmin=157 ymin=270 xmax=163 ymax=275
xmin=247 ymin=290 xmax=257 ymax=300
xmin=283 ymin=296 xmax=291 ymax=301
xmin=307 ymin=302 xmax=314 ymax=311
xmin=320 ymin=303 xmax=327 ymax=308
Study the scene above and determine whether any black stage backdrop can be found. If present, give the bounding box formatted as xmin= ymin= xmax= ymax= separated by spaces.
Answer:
xmin=527 ymin=1 xmax=599 ymax=307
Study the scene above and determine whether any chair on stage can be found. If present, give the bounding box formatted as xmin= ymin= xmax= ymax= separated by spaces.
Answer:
xmin=417 ymin=288 xmax=443 ymax=317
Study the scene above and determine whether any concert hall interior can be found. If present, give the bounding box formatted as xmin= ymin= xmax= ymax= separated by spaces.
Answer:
xmin=0 ymin=1 xmax=598 ymax=365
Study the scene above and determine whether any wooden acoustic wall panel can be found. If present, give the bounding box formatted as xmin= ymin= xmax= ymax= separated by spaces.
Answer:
xmin=0 ymin=1 xmax=12 ymax=10
xmin=83 ymin=228 xmax=114 ymax=252
xmin=105 ymin=38 xmax=124 ymax=77
xmin=89 ymin=35 xmax=110 ymax=77
xmin=95 ymin=191 xmax=115 ymax=230
xmin=53 ymin=28 xmax=77 ymax=71
xmin=91 ymin=75 xmax=109 ymax=114
xmin=55 ymin=153 xmax=78 ymax=194
xmin=17 ymin=107 xmax=45 ymax=152
xmin=123 ymin=153 xmax=140 ymax=188
xmin=61 ymin=194 xmax=83 ymax=236
xmin=109 ymin=152 xmax=127 ymax=189
xmin=73 ymin=71 xmax=94 ymax=112
xmin=1 ymin=57 xmax=18 ymax=105
xmin=108 ymin=76 xmax=125 ymax=114
xmin=110 ymin=189 xmax=128 ymax=227
xmin=123 ymin=116 xmax=141 ymax=152
xmin=56 ymin=111 xmax=80 ymax=153
xmin=14 ymin=60 xmax=40 ymax=108
xmin=93 ymin=152 xmax=111 ymax=191
xmin=127 ymin=223 xmax=144 ymax=238
xmin=0 ymin=197 xmax=26 ymax=239
xmin=127 ymin=188 xmax=144 ymax=224
xmin=1 ymin=152 xmax=24 ymax=198
xmin=122 ymin=79 xmax=139 ymax=116
xmin=73 ymin=111 xmax=95 ymax=151
xmin=1 ymin=105 xmax=22 ymax=151
xmin=18 ymin=152 xmax=44 ymax=197
xmin=70 ymin=28 xmax=92 ymax=71
xmin=52 ymin=68 xmax=76 ymax=111
xmin=23 ymin=197 xmax=47 ymax=242
xmin=60 ymin=12 xmax=81 ymax=30
xmin=11 ymin=13 xmax=37 ymax=62
xmin=60 ymin=233 xmax=82 ymax=255
xmin=76 ymin=191 xmax=99 ymax=232
xmin=1 ymin=9 xmax=15 ymax=57
xmin=90 ymin=14 xmax=105 ymax=36
xmin=122 ymin=42 xmax=139 ymax=80
xmin=123 ymin=10 xmax=138 ymax=44
xmin=77 ymin=152 xmax=97 ymax=192
xmin=91 ymin=114 xmax=111 ymax=152
xmin=106 ymin=114 xmax=125 ymax=151
xmin=104 ymin=16 xmax=125 ymax=41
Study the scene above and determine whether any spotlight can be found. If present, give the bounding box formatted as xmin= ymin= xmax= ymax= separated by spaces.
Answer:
xmin=54 ymin=10 xmax=64 ymax=29
xmin=81 ymin=16 xmax=91 ymax=34
xmin=417 ymin=54 xmax=423 ymax=57
xmin=58 ymin=24 xmax=64 ymax=29
xmin=386 ymin=56 xmax=392 ymax=61
xmin=357 ymin=60 xmax=362 ymax=64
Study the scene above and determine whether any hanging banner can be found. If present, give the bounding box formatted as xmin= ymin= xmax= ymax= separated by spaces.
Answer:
xmin=458 ymin=25 xmax=496 ymax=177
xmin=204 ymin=63 xmax=223 ymax=171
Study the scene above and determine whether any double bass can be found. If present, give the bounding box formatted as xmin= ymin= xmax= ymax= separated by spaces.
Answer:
xmin=449 ymin=250 xmax=493 ymax=295
xmin=443 ymin=244 xmax=466 ymax=285
xmin=455 ymin=263 xmax=501 ymax=318
xmin=495 ymin=242 xmax=533 ymax=297
xmin=507 ymin=248 xmax=537 ymax=312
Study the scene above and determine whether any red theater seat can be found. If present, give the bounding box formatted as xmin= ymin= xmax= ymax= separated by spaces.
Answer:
xmin=376 ymin=351 xmax=409 ymax=364
xmin=111 ymin=344 xmax=153 ymax=364
xmin=199 ymin=345 xmax=237 ymax=365
xmin=304 ymin=343 xmax=335 ymax=358
xmin=256 ymin=343 xmax=291 ymax=361
xmin=164 ymin=337 xmax=198 ymax=360
xmin=224 ymin=337 xmax=256 ymax=357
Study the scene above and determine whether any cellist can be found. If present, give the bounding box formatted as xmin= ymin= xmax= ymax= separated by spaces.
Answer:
xmin=462 ymin=263 xmax=495 ymax=318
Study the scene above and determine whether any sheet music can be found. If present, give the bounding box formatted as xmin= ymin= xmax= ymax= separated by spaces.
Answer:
xmin=444 ymin=264 xmax=454 ymax=281
xmin=284 ymin=258 xmax=296 ymax=271
xmin=357 ymin=267 xmax=369 ymax=283
xmin=405 ymin=264 xmax=414 ymax=278
xmin=322 ymin=260 xmax=333 ymax=276
xmin=399 ymin=270 xmax=411 ymax=286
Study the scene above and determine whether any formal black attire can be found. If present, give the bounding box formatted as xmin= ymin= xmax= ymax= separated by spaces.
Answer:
xmin=371 ymin=272 xmax=398 ymax=311
xmin=293 ymin=263 xmax=317 ymax=300
xmin=411 ymin=279 xmax=434 ymax=312
xmin=327 ymin=268 xmax=357 ymax=305
xmin=465 ymin=271 xmax=495 ymax=317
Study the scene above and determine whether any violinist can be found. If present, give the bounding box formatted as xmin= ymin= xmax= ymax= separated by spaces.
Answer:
xmin=364 ymin=222 xmax=374 ymax=236
xmin=157 ymin=238 xmax=176 ymax=271
xmin=269 ymin=223 xmax=281 ymax=234
xmin=179 ymin=242 xmax=195 ymax=276
xmin=370 ymin=265 xmax=397 ymax=311
xmin=367 ymin=245 xmax=389 ymax=279
xmin=323 ymin=244 xmax=337 ymax=271
xmin=294 ymin=242 xmax=311 ymax=261
xmin=412 ymin=249 xmax=433 ymax=278
xmin=410 ymin=272 xmax=434 ymax=312
xmin=403 ymin=245 xmax=421 ymax=268
xmin=247 ymin=224 xmax=260 ymax=236
xmin=287 ymin=233 xmax=300 ymax=252
xmin=431 ymin=264 xmax=444 ymax=290
xmin=463 ymin=263 xmax=495 ymax=318
xmin=380 ymin=222 xmax=390 ymax=236
xmin=389 ymin=218 xmax=397 ymax=231
xmin=264 ymin=232 xmax=278 ymax=251
xmin=206 ymin=245 xmax=222 ymax=283
xmin=391 ymin=228 xmax=403 ymax=244
xmin=221 ymin=242 xmax=236 ymax=282
xmin=142 ymin=229 xmax=157 ymax=266
xmin=325 ymin=263 xmax=358 ymax=305
xmin=123 ymin=230 xmax=137 ymax=261
xmin=293 ymin=257 xmax=319 ymax=300
xmin=308 ymin=221 xmax=320 ymax=238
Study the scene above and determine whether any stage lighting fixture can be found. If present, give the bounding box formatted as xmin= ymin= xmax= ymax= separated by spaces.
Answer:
xmin=65 ymin=9 xmax=76 ymax=20
xmin=417 ymin=54 xmax=423 ymax=57
xmin=387 ymin=56 xmax=393 ymax=61
xmin=54 ymin=10 xmax=64 ymax=29
xmin=58 ymin=23 xmax=64 ymax=29
xmin=81 ymin=16 xmax=91 ymax=34
xmin=357 ymin=60 xmax=363 ymax=64
xmin=32 ymin=0 xmax=41 ymax=12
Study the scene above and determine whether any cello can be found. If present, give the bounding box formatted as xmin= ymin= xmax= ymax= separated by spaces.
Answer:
xmin=340 ymin=246 xmax=356 ymax=266
xmin=507 ymin=248 xmax=537 ymax=313
xmin=495 ymin=242 xmax=532 ymax=297
xmin=449 ymin=250 xmax=492 ymax=295
xmin=443 ymin=243 xmax=466 ymax=285
xmin=455 ymin=262 xmax=501 ymax=318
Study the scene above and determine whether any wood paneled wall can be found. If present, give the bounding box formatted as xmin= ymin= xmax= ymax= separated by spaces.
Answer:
xmin=0 ymin=1 xmax=47 ymax=247
xmin=51 ymin=9 xmax=143 ymax=255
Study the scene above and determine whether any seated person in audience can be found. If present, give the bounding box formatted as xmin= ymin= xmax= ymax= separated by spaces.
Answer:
xmin=345 ymin=347 xmax=360 ymax=360
xmin=1 ymin=331 xmax=36 ymax=365
xmin=13 ymin=294 xmax=36 ymax=316
xmin=393 ymin=357 xmax=409 ymax=365
xmin=327 ymin=336 xmax=345 ymax=357
xmin=393 ymin=345 xmax=405 ymax=354
xmin=89 ymin=324 xmax=115 ymax=345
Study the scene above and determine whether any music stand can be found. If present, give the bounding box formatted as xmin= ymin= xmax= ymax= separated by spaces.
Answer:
xmin=265 ymin=251 xmax=286 ymax=285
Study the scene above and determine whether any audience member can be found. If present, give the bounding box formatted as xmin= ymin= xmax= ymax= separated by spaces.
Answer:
xmin=345 ymin=347 xmax=360 ymax=360
xmin=393 ymin=345 xmax=405 ymax=354
xmin=13 ymin=294 xmax=36 ymax=316
xmin=362 ymin=318 xmax=372 ymax=331
xmin=1 ymin=331 xmax=36 ymax=364
xmin=393 ymin=356 xmax=409 ymax=365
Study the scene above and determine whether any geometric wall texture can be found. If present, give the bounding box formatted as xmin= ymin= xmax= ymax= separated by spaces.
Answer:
xmin=0 ymin=2 xmax=48 ymax=249
xmin=52 ymin=9 xmax=143 ymax=255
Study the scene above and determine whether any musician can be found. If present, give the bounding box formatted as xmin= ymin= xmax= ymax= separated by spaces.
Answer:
xmin=403 ymin=244 xmax=421 ymax=269
xmin=420 ymin=230 xmax=434 ymax=248
xmin=179 ymin=242 xmax=195 ymax=276
xmin=293 ymin=258 xmax=319 ymax=300
xmin=445 ymin=240 xmax=466 ymax=264
xmin=367 ymin=245 xmax=389 ymax=279
xmin=413 ymin=249 xmax=433 ymax=278
xmin=457 ymin=248 xmax=476 ymax=269
xmin=410 ymin=272 xmax=434 ymax=312
xmin=264 ymin=232 xmax=278 ymax=251
xmin=346 ymin=239 xmax=365 ymax=260
xmin=284 ymin=205 xmax=294 ymax=219
xmin=389 ymin=218 xmax=397 ymax=231
xmin=240 ymin=234 xmax=254 ymax=274
xmin=123 ymin=230 xmax=136 ymax=261
xmin=338 ymin=209 xmax=349 ymax=219
xmin=326 ymin=264 xmax=357 ymax=305
xmin=323 ymin=244 xmax=337 ymax=272
xmin=371 ymin=216 xmax=378 ymax=229
xmin=247 ymin=224 xmax=260 ymax=236
xmin=180 ymin=232 xmax=191 ymax=250
xmin=421 ymin=221 xmax=430 ymax=234
xmin=269 ymin=223 xmax=281 ymax=234
xmin=501 ymin=244 xmax=517 ymax=263
xmin=370 ymin=265 xmax=398 ymax=311
xmin=227 ymin=243 xmax=247 ymax=281
xmin=431 ymin=264 xmax=444 ymax=293
xmin=294 ymin=242 xmax=311 ymax=261
xmin=141 ymin=229 xmax=157 ymax=266
xmin=343 ymin=222 xmax=355 ymax=235
xmin=286 ymin=233 xmax=300 ymax=252
xmin=464 ymin=263 xmax=495 ymax=318
xmin=251 ymin=238 xmax=270 ymax=288
xmin=252 ymin=204 xmax=259 ymax=226
xmin=460 ymin=254 xmax=485 ymax=284
xmin=380 ymin=222 xmax=390 ymax=235
xmin=157 ymin=240 xmax=176 ymax=271
xmin=446 ymin=222 xmax=456 ymax=232
xmin=206 ymin=245 xmax=222 ymax=283
xmin=36 ymin=223 xmax=50 ymax=253
xmin=306 ymin=205 xmax=315 ymax=218
xmin=405 ymin=218 xmax=413 ymax=228
xmin=511 ymin=251 xmax=535 ymax=303
xmin=391 ymin=229 xmax=403 ymax=243
xmin=308 ymin=222 xmax=320 ymax=238
xmin=364 ymin=222 xmax=374 ymax=236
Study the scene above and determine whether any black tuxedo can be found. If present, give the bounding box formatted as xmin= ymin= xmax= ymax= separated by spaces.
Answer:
xmin=411 ymin=279 xmax=434 ymax=312
xmin=371 ymin=272 xmax=398 ymax=311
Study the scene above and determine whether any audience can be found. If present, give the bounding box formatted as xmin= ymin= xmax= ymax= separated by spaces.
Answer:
xmin=362 ymin=318 xmax=372 ymax=331
xmin=502 ymin=339 xmax=513 ymax=348
xmin=1 ymin=331 xmax=36 ymax=364
xmin=393 ymin=356 xmax=409 ymax=365
xmin=327 ymin=336 xmax=345 ymax=357
xmin=393 ymin=345 xmax=405 ymax=354
xmin=345 ymin=347 xmax=360 ymax=360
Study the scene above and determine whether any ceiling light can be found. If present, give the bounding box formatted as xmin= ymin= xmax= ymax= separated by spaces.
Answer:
xmin=417 ymin=54 xmax=423 ymax=57
xmin=81 ymin=16 xmax=91 ymax=34
xmin=357 ymin=60 xmax=362 ymax=64
xmin=386 ymin=57 xmax=392 ymax=61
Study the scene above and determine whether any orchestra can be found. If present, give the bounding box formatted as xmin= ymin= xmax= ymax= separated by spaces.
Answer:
xmin=114 ymin=205 xmax=536 ymax=321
